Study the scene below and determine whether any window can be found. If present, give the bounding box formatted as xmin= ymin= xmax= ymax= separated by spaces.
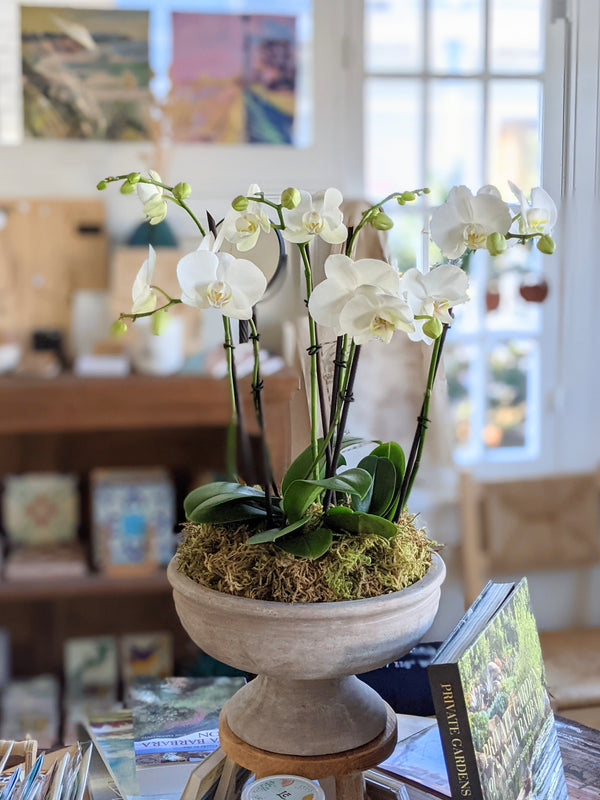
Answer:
xmin=363 ymin=0 xmax=560 ymax=472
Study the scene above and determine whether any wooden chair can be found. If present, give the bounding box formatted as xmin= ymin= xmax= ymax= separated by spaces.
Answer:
xmin=459 ymin=470 xmax=600 ymax=727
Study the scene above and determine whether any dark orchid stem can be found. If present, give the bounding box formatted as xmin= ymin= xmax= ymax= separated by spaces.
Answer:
xmin=313 ymin=324 xmax=333 ymax=477
xmin=394 ymin=323 xmax=450 ymax=519
xmin=223 ymin=318 xmax=254 ymax=484
xmin=249 ymin=318 xmax=275 ymax=525
xmin=323 ymin=344 xmax=362 ymax=513
xmin=328 ymin=336 xmax=346 ymax=431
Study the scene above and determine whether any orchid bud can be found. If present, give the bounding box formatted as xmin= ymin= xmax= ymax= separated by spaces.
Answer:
xmin=232 ymin=195 xmax=249 ymax=212
xmin=173 ymin=182 xmax=191 ymax=201
xmin=110 ymin=319 xmax=128 ymax=337
xmin=370 ymin=211 xmax=394 ymax=231
xmin=401 ymin=191 xmax=416 ymax=202
xmin=96 ymin=180 xmax=108 ymax=191
xmin=537 ymin=235 xmax=555 ymax=255
xmin=120 ymin=181 xmax=135 ymax=195
xmin=151 ymin=308 xmax=170 ymax=336
xmin=127 ymin=172 xmax=141 ymax=184
xmin=486 ymin=232 xmax=507 ymax=256
xmin=422 ymin=317 xmax=443 ymax=340
xmin=281 ymin=187 xmax=301 ymax=209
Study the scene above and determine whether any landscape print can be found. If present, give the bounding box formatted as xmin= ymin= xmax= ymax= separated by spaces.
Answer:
xmin=169 ymin=13 xmax=296 ymax=144
xmin=458 ymin=580 xmax=568 ymax=800
xmin=21 ymin=6 xmax=151 ymax=140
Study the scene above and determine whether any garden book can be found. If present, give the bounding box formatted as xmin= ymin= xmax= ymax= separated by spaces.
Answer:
xmin=427 ymin=578 xmax=568 ymax=800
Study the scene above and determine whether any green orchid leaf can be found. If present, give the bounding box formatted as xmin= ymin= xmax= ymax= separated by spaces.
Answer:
xmin=367 ymin=458 xmax=397 ymax=517
xmin=353 ymin=455 xmax=377 ymax=512
xmin=281 ymin=439 xmax=327 ymax=495
xmin=325 ymin=506 xmax=398 ymax=540
xmin=189 ymin=501 xmax=267 ymax=524
xmin=184 ymin=482 xmax=265 ymax=518
xmin=245 ymin=516 xmax=312 ymax=545
xmin=276 ymin=527 xmax=333 ymax=559
xmin=283 ymin=468 xmax=373 ymax=522
xmin=369 ymin=442 xmax=405 ymax=518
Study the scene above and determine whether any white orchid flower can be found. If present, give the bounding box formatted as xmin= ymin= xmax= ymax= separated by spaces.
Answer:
xmin=308 ymin=254 xmax=400 ymax=335
xmin=399 ymin=264 xmax=469 ymax=342
xmin=509 ymin=181 xmax=557 ymax=236
xmin=176 ymin=245 xmax=267 ymax=320
xmin=136 ymin=170 xmax=168 ymax=225
xmin=222 ymin=183 xmax=271 ymax=252
xmin=338 ymin=285 xmax=414 ymax=345
xmin=131 ymin=245 xmax=158 ymax=314
xmin=281 ymin=188 xmax=347 ymax=245
xmin=430 ymin=185 xmax=512 ymax=259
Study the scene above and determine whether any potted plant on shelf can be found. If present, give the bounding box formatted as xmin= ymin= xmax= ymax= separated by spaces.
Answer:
xmin=98 ymin=173 xmax=557 ymax=757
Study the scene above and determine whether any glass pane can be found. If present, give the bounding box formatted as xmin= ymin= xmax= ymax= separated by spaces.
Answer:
xmin=387 ymin=211 xmax=423 ymax=272
xmin=490 ymin=0 xmax=543 ymax=74
xmin=427 ymin=79 xmax=483 ymax=203
xmin=487 ymin=80 xmax=541 ymax=193
xmin=429 ymin=0 xmax=484 ymax=74
xmin=485 ymin=246 xmax=542 ymax=333
xmin=485 ymin=339 xmax=536 ymax=450
xmin=444 ymin=342 xmax=477 ymax=452
xmin=448 ymin=249 xmax=485 ymax=335
xmin=365 ymin=0 xmax=422 ymax=73
xmin=364 ymin=79 xmax=422 ymax=198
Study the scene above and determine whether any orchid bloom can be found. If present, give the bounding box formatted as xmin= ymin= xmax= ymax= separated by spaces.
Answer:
xmin=131 ymin=245 xmax=158 ymax=314
xmin=308 ymin=254 xmax=401 ymax=336
xmin=509 ymin=181 xmax=557 ymax=236
xmin=399 ymin=264 xmax=470 ymax=342
xmin=222 ymin=183 xmax=271 ymax=252
xmin=338 ymin=285 xmax=414 ymax=345
xmin=430 ymin=185 xmax=512 ymax=259
xmin=136 ymin=170 xmax=168 ymax=225
xmin=281 ymin=188 xmax=347 ymax=245
xmin=176 ymin=238 xmax=267 ymax=320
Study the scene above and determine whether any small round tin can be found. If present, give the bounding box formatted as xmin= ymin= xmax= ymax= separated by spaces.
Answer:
xmin=241 ymin=775 xmax=325 ymax=800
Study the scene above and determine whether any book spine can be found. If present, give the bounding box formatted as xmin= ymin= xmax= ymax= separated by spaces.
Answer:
xmin=428 ymin=663 xmax=482 ymax=800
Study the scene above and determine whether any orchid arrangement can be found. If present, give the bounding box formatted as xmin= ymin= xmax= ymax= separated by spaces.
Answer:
xmin=98 ymin=173 xmax=557 ymax=561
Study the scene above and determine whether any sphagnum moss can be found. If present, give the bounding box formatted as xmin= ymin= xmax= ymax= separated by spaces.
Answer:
xmin=175 ymin=512 xmax=438 ymax=602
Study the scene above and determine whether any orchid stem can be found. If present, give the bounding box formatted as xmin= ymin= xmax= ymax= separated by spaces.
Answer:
xmin=223 ymin=316 xmax=253 ymax=483
xmin=249 ymin=318 xmax=275 ymax=521
xmin=298 ymin=242 xmax=321 ymax=480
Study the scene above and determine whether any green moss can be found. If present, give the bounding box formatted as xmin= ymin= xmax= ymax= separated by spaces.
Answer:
xmin=175 ymin=512 xmax=439 ymax=602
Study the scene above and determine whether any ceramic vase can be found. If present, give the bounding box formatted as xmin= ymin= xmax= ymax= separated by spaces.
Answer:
xmin=167 ymin=552 xmax=445 ymax=757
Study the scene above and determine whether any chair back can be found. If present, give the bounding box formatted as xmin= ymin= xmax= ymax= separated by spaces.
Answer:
xmin=460 ymin=471 xmax=600 ymax=606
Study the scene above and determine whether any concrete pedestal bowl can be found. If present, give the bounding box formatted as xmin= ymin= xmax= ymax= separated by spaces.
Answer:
xmin=167 ymin=552 xmax=445 ymax=757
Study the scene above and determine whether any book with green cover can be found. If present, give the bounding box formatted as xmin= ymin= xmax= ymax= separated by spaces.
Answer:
xmin=427 ymin=578 xmax=568 ymax=800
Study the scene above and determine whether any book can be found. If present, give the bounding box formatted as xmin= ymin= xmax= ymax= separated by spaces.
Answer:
xmin=427 ymin=578 xmax=568 ymax=800
xmin=120 ymin=631 xmax=174 ymax=699
xmin=84 ymin=709 xmax=139 ymax=798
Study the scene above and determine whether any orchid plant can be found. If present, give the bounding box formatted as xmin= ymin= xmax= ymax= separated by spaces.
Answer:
xmin=98 ymin=173 xmax=557 ymax=559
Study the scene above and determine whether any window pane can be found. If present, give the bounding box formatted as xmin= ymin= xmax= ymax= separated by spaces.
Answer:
xmin=490 ymin=0 xmax=543 ymax=74
xmin=485 ymin=339 xmax=537 ymax=450
xmin=427 ymin=79 xmax=483 ymax=203
xmin=485 ymin=246 xmax=542 ymax=333
xmin=364 ymin=79 xmax=422 ymax=198
xmin=487 ymin=80 xmax=541 ymax=192
xmin=429 ymin=0 xmax=484 ymax=74
xmin=364 ymin=0 xmax=422 ymax=73
xmin=444 ymin=342 xmax=477 ymax=452
xmin=386 ymin=211 xmax=424 ymax=272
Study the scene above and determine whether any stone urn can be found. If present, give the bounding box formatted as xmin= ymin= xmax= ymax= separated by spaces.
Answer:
xmin=167 ymin=552 xmax=445 ymax=757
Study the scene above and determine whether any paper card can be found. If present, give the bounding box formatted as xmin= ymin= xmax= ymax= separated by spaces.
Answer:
xmin=64 ymin=635 xmax=119 ymax=701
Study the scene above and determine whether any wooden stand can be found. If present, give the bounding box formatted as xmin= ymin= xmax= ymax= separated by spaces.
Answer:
xmin=219 ymin=704 xmax=397 ymax=800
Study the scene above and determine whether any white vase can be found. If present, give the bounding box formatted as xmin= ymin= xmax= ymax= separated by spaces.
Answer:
xmin=167 ymin=552 xmax=445 ymax=757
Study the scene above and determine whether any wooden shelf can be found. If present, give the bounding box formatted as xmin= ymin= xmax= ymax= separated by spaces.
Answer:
xmin=0 ymin=371 xmax=299 ymax=434
xmin=0 ymin=571 xmax=172 ymax=601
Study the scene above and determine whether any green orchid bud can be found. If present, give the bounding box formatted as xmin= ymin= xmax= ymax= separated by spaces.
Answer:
xmin=232 ymin=195 xmax=249 ymax=212
xmin=370 ymin=211 xmax=394 ymax=231
xmin=120 ymin=181 xmax=135 ymax=195
xmin=110 ymin=319 xmax=128 ymax=337
xmin=422 ymin=317 xmax=443 ymax=339
xmin=280 ymin=187 xmax=301 ymax=209
xmin=127 ymin=172 xmax=141 ymax=184
xmin=537 ymin=234 xmax=555 ymax=255
xmin=423 ymin=187 xmax=431 ymax=194
xmin=173 ymin=182 xmax=192 ymax=201
xmin=397 ymin=197 xmax=406 ymax=205
xmin=151 ymin=308 xmax=170 ymax=336
xmin=96 ymin=180 xmax=108 ymax=191
xmin=487 ymin=232 xmax=507 ymax=256
xmin=401 ymin=191 xmax=416 ymax=203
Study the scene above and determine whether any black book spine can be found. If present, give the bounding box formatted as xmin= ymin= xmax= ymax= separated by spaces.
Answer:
xmin=428 ymin=662 xmax=483 ymax=800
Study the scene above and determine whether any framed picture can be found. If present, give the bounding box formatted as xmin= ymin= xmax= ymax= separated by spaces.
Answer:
xmin=2 ymin=472 xmax=79 ymax=546
xmin=90 ymin=468 xmax=176 ymax=576
xmin=120 ymin=632 xmax=174 ymax=696
xmin=64 ymin=635 xmax=119 ymax=701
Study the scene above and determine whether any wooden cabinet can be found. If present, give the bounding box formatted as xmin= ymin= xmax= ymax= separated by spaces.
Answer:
xmin=0 ymin=371 xmax=298 ymax=677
